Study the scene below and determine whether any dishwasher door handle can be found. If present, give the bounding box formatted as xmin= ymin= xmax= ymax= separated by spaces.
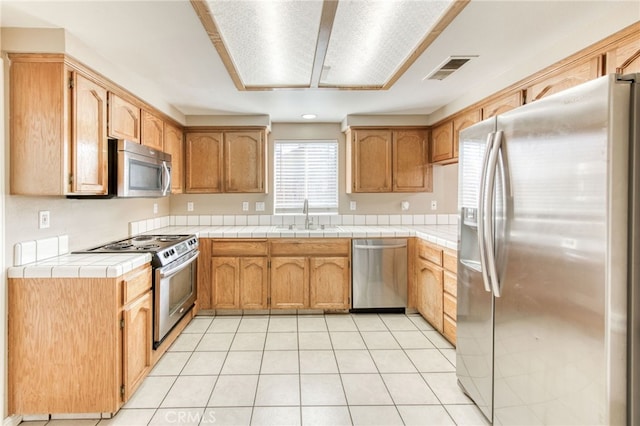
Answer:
xmin=353 ymin=244 xmax=407 ymax=250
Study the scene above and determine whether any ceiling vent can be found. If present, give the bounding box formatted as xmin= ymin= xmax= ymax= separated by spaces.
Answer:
xmin=424 ymin=55 xmax=476 ymax=80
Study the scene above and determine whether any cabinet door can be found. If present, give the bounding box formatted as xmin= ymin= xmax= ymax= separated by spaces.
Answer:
xmin=393 ymin=130 xmax=430 ymax=192
xmin=453 ymin=109 xmax=481 ymax=160
xmin=71 ymin=72 xmax=109 ymax=194
xmin=212 ymin=257 xmax=239 ymax=309
xmin=224 ymin=131 xmax=265 ymax=193
xmin=525 ymin=56 xmax=602 ymax=103
xmin=309 ymin=257 xmax=350 ymax=309
xmin=108 ymin=93 xmax=140 ymax=142
xmin=164 ymin=123 xmax=184 ymax=194
xmin=416 ymin=258 xmax=444 ymax=332
xmin=270 ymin=257 xmax=309 ymax=309
xmin=141 ymin=110 xmax=164 ymax=151
xmin=430 ymin=121 xmax=454 ymax=163
xmin=240 ymin=257 xmax=268 ymax=309
xmin=351 ymin=129 xmax=392 ymax=192
xmin=122 ymin=291 xmax=153 ymax=401
xmin=185 ymin=132 xmax=223 ymax=193
xmin=606 ymin=34 xmax=640 ymax=74
xmin=481 ymin=91 xmax=523 ymax=119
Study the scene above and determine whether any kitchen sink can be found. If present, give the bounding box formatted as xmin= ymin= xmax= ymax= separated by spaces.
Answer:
xmin=271 ymin=225 xmax=337 ymax=231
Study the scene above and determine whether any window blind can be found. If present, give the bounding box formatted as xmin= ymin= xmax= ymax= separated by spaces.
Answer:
xmin=274 ymin=140 xmax=338 ymax=214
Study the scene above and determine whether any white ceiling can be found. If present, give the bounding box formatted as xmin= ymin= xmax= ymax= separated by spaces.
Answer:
xmin=1 ymin=0 xmax=639 ymax=124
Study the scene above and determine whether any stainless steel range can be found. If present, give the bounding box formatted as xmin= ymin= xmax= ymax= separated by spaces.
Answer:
xmin=77 ymin=234 xmax=199 ymax=348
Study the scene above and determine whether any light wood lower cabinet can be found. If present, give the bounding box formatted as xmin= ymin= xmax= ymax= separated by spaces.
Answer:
xmin=8 ymin=264 xmax=153 ymax=415
xmin=211 ymin=240 xmax=269 ymax=310
xmin=416 ymin=257 xmax=444 ymax=333
xmin=310 ymin=257 xmax=350 ymax=309
xmin=203 ymin=239 xmax=351 ymax=311
xmin=270 ymin=257 xmax=309 ymax=309
xmin=414 ymin=239 xmax=458 ymax=345
xmin=122 ymin=290 xmax=153 ymax=401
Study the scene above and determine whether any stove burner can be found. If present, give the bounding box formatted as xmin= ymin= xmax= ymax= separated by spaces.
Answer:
xmin=136 ymin=244 xmax=160 ymax=250
xmin=103 ymin=242 xmax=135 ymax=250
xmin=133 ymin=235 xmax=155 ymax=242
xmin=157 ymin=236 xmax=182 ymax=242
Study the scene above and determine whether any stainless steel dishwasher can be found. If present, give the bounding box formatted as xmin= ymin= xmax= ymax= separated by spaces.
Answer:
xmin=351 ymin=239 xmax=407 ymax=312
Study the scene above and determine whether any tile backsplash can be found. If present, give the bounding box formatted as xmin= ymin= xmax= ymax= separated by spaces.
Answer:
xmin=14 ymin=235 xmax=69 ymax=266
xmin=128 ymin=214 xmax=459 ymax=236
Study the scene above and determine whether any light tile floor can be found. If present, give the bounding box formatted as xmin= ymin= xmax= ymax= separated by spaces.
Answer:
xmin=21 ymin=314 xmax=489 ymax=426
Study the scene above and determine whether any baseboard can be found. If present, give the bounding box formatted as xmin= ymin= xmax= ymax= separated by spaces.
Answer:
xmin=4 ymin=415 xmax=22 ymax=426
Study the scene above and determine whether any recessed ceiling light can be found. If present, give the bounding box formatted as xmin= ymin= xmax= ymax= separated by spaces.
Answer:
xmin=302 ymin=114 xmax=317 ymax=120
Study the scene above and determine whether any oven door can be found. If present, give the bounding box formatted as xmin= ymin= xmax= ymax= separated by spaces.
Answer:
xmin=154 ymin=250 xmax=198 ymax=348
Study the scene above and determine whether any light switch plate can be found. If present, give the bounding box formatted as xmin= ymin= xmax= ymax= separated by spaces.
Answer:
xmin=431 ymin=200 xmax=437 ymax=210
xmin=255 ymin=201 xmax=265 ymax=212
xmin=401 ymin=201 xmax=410 ymax=211
xmin=242 ymin=201 xmax=249 ymax=211
xmin=187 ymin=202 xmax=194 ymax=212
xmin=350 ymin=201 xmax=357 ymax=211
xmin=153 ymin=203 xmax=158 ymax=214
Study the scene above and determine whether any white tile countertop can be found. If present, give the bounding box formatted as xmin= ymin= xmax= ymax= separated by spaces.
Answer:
xmin=144 ymin=225 xmax=458 ymax=250
xmin=8 ymin=224 xmax=457 ymax=279
xmin=8 ymin=252 xmax=152 ymax=279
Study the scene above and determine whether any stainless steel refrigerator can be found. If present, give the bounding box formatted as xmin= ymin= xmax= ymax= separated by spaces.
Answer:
xmin=456 ymin=73 xmax=639 ymax=425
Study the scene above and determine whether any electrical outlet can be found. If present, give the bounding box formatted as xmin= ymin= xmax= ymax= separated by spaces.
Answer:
xmin=187 ymin=202 xmax=194 ymax=212
xmin=350 ymin=201 xmax=357 ymax=211
xmin=401 ymin=201 xmax=410 ymax=211
xmin=39 ymin=211 xmax=50 ymax=229
xmin=153 ymin=203 xmax=158 ymax=214
xmin=242 ymin=201 xmax=249 ymax=211
xmin=431 ymin=200 xmax=437 ymax=210
xmin=255 ymin=202 xmax=265 ymax=212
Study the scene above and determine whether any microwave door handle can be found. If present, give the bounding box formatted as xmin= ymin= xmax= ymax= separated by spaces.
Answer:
xmin=162 ymin=161 xmax=171 ymax=196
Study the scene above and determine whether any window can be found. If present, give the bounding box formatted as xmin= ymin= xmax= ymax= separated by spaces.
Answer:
xmin=274 ymin=140 xmax=338 ymax=214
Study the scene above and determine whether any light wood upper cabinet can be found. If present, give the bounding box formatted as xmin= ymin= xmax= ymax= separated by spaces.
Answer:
xmin=350 ymin=129 xmax=393 ymax=193
xmin=108 ymin=93 xmax=141 ymax=142
xmin=224 ymin=131 xmax=265 ymax=193
xmin=141 ymin=110 xmax=164 ymax=151
xmin=185 ymin=129 xmax=267 ymax=194
xmin=606 ymin=34 xmax=640 ymax=74
xmin=393 ymin=130 xmax=431 ymax=192
xmin=71 ymin=72 xmax=109 ymax=194
xmin=9 ymin=54 xmax=109 ymax=196
xmin=525 ymin=56 xmax=602 ymax=104
xmin=453 ymin=110 xmax=481 ymax=159
xmin=481 ymin=91 xmax=523 ymax=119
xmin=348 ymin=127 xmax=430 ymax=193
xmin=164 ymin=122 xmax=184 ymax=194
xmin=430 ymin=121 xmax=454 ymax=164
xmin=185 ymin=132 xmax=224 ymax=193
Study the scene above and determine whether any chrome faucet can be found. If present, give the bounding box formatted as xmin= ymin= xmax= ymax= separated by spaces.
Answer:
xmin=303 ymin=198 xmax=309 ymax=230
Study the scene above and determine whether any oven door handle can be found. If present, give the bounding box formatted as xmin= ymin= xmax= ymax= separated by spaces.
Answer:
xmin=159 ymin=250 xmax=199 ymax=278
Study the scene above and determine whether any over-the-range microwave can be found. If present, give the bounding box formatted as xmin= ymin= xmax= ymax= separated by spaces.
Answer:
xmin=69 ymin=139 xmax=172 ymax=199
xmin=113 ymin=139 xmax=172 ymax=198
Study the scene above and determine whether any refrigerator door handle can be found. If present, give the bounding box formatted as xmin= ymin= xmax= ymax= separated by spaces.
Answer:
xmin=478 ymin=132 xmax=495 ymax=293
xmin=484 ymin=130 xmax=503 ymax=297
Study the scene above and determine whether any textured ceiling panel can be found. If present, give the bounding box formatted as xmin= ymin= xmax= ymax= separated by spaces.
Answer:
xmin=207 ymin=0 xmax=323 ymax=87
xmin=322 ymin=0 xmax=453 ymax=87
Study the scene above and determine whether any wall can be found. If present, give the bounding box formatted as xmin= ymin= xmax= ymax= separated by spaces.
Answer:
xmin=170 ymin=122 xmax=459 ymax=216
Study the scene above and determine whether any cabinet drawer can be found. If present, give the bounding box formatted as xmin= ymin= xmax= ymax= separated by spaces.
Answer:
xmin=443 ymin=314 xmax=457 ymax=345
xmin=443 ymin=292 xmax=456 ymax=319
xmin=123 ymin=264 xmax=152 ymax=305
xmin=443 ymin=249 xmax=457 ymax=273
xmin=270 ymin=239 xmax=350 ymax=257
xmin=211 ymin=240 xmax=267 ymax=256
xmin=443 ymin=271 xmax=457 ymax=297
xmin=417 ymin=240 xmax=442 ymax=265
